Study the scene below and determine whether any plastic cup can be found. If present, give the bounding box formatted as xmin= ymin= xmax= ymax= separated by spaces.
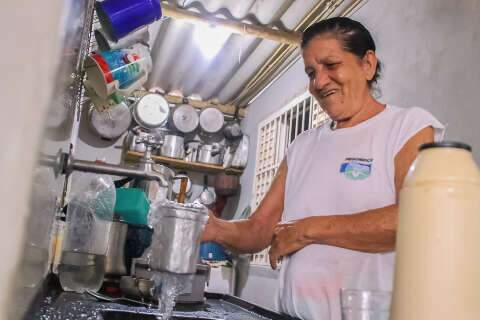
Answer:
xmin=340 ymin=289 xmax=391 ymax=320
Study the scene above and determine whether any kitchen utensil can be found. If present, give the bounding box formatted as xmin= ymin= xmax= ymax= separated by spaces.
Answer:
xmin=105 ymin=220 xmax=128 ymax=277
xmin=121 ymin=264 xmax=210 ymax=304
xmin=341 ymin=289 xmax=391 ymax=320
xmin=176 ymin=264 xmax=210 ymax=304
xmin=85 ymin=290 xmax=151 ymax=307
xmin=159 ymin=134 xmax=185 ymax=159
xmin=172 ymin=174 xmax=192 ymax=198
xmin=120 ymin=276 xmax=155 ymax=299
xmin=88 ymin=102 xmax=132 ymax=140
xmin=184 ymin=140 xmax=201 ymax=162
xmin=197 ymin=143 xmax=222 ymax=165
xmin=231 ymin=134 xmax=249 ymax=168
xmin=214 ymin=172 xmax=239 ymax=197
xmin=171 ymin=104 xmax=199 ymax=134
xmin=199 ymin=108 xmax=224 ymax=134
xmin=222 ymin=145 xmax=234 ymax=168
xmin=223 ymin=121 xmax=242 ymax=140
xmin=198 ymin=175 xmax=216 ymax=207
xmin=177 ymin=177 xmax=189 ymax=204
xmin=148 ymin=201 xmax=208 ymax=274
xmin=95 ymin=0 xmax=162 ymax=41
xmin=85 ymin=44 xmax=152 ymax=99
xmin=131 ymin=93 xmax=170 ymax=129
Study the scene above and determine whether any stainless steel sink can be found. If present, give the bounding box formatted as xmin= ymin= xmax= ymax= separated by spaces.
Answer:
xmin=29 ymin=281 xmax=294 ymax=320
xmin=101 ymin=310 xmax=220 ymax=320
xmin=101 ymin=310 xmax=159 ymax=320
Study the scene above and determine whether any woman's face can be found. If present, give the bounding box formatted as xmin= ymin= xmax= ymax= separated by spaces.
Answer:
xmin=302 ymin=35 xmax=377 ymax=121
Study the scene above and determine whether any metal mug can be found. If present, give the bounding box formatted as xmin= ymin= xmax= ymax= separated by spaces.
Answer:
xmin=148 ymin=201 xmax=208 ymax=274
xmin=105 ymin=221 xmax=129 ymax=276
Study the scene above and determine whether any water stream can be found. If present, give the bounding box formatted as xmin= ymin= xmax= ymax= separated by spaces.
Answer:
xmin=152 ymin=272 xmax=194 ymax=320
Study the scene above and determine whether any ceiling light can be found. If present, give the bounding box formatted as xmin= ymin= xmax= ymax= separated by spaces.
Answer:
xmin=193 ymin=22 xmax=231 ymax=59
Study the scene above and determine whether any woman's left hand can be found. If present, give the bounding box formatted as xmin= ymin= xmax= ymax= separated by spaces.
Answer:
xmin=268 ymin=218 xmax=313 ymax=269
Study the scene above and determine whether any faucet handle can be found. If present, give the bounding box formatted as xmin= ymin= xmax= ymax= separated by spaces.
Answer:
xmin=135 ymin=134 xmax=163 ymax=149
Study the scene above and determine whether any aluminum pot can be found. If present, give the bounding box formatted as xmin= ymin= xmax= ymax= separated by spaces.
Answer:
xmin=105 ymin=221 xmax=128 ymax=277
xmin=199 ymin=108 xmax=224 ymax=134
xmin=160 ymin=134 xmax=185 ymax=159
xmin=148 ymin=201 xmax=208 ymax=274
xmin=120 ymin=264 xmax=210 ymax=303
xmin=197 ymin=144 xmax=222 ymax=165
xmin=171 ymin=104 xmax=199 ymax=134
xmin=184 ymin=140 xmax=201 ymax=162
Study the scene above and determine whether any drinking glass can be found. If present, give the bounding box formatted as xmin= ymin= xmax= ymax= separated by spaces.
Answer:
xmin=340 ymin=289 xmax=391 ymax=320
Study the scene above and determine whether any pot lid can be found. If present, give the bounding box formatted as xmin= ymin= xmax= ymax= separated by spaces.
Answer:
xmin=89 ymin=102 xmax=132 ymax=140
xmin=133 ymin=94 xmax=169 ymax=129
xmin=172 ymin=104 xmax=199 ymax=133
xmin=199 ymin=108 xmax=224 ymax=133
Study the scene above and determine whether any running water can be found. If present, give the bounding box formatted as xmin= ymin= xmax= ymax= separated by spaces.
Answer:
xmin=152 ymin=272 xmax=194 ymax=320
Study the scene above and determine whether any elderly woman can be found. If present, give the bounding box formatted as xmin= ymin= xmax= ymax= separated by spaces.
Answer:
xmin=202 ymin=17 xmax=444 ymax=320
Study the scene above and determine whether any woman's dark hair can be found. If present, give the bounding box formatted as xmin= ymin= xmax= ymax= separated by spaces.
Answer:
xmin=301 ymin=17 xmax=382 ymax=89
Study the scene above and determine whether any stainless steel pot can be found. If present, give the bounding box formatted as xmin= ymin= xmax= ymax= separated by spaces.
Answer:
xmin=184 ymin=140 xmax=201 ymax=162
xmin=197 ymin=144 xmax=222 ymax=165
xmin=105 ymin=221 xmax=128 ymax=277
xmin=177 ymin=264 xmax=210 ymax=304
xmin=120 ymin=264 xmax=210 ymax=303
xmin=223 ymin=121 xmax=242 ymax=140
xmin=160 ymin=134 xmax=185 ymax=159
xmin=199 ymin=108 xmax=224 ymax=134
xmin=131 ymin=93 xmax=170 ymax=130
xmin=88 ymin=102 xmax=132 ymax=140
xmin=171 ymin=104 xmax=199 ymax=134
xmin=148 ymin=201 xmax=208 ymax=274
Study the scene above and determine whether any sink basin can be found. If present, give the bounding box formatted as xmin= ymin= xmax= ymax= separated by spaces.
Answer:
xmin=102 ymin=311 xmax=158 ymax=320
xmin=101 ymin=310 xmax=220 ymax=320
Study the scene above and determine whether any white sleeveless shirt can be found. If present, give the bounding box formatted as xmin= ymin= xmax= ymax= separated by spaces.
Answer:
xmin=277 ymin=105 xmax=445 ymax=320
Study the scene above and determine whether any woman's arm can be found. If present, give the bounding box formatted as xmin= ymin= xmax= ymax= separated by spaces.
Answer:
xmin=268 ymin=126 xmax=434 ymax=269
xmin=202 ymin=160 xmax=287 ymax=254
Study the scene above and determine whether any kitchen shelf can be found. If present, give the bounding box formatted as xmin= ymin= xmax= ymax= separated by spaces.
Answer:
xmin=123 ymin=151 xmax=244 ymax=175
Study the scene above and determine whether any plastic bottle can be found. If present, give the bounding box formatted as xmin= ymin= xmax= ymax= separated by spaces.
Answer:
xmin=58 ymin=173 xmax=115 ymax=293
xmin=391 ymin=142 xmax=480 ymax=320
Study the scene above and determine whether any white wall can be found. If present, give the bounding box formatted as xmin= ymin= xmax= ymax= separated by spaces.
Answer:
xmin=0 ymin=1 xmax=64 ymax=318
xmin=236 ymin=0 xmax=480 ymax=309
xmin=354 ymin=0 xmax=480 ymax=161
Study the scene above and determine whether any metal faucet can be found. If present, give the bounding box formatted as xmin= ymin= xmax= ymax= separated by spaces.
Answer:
xmin=39 ymin=134 xmax=171 ymax=187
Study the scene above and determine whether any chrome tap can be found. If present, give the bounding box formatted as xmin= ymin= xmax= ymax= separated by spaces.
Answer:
xmin=40 ymin=133 xmax=172 ymax=190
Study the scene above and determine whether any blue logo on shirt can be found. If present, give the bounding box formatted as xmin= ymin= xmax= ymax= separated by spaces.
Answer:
xmin=340 ymin=158 xmax=372 ymax=180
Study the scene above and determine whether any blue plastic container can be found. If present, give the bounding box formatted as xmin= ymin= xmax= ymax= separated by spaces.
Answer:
xmin=200 ymin=242 xmax=230 ymax=261
xmin=96 ymin=0 xmax=162 ymax=41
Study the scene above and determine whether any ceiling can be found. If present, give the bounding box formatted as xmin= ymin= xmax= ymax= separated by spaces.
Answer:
xmin=144 ymin=0 xmax=367 ymax=110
